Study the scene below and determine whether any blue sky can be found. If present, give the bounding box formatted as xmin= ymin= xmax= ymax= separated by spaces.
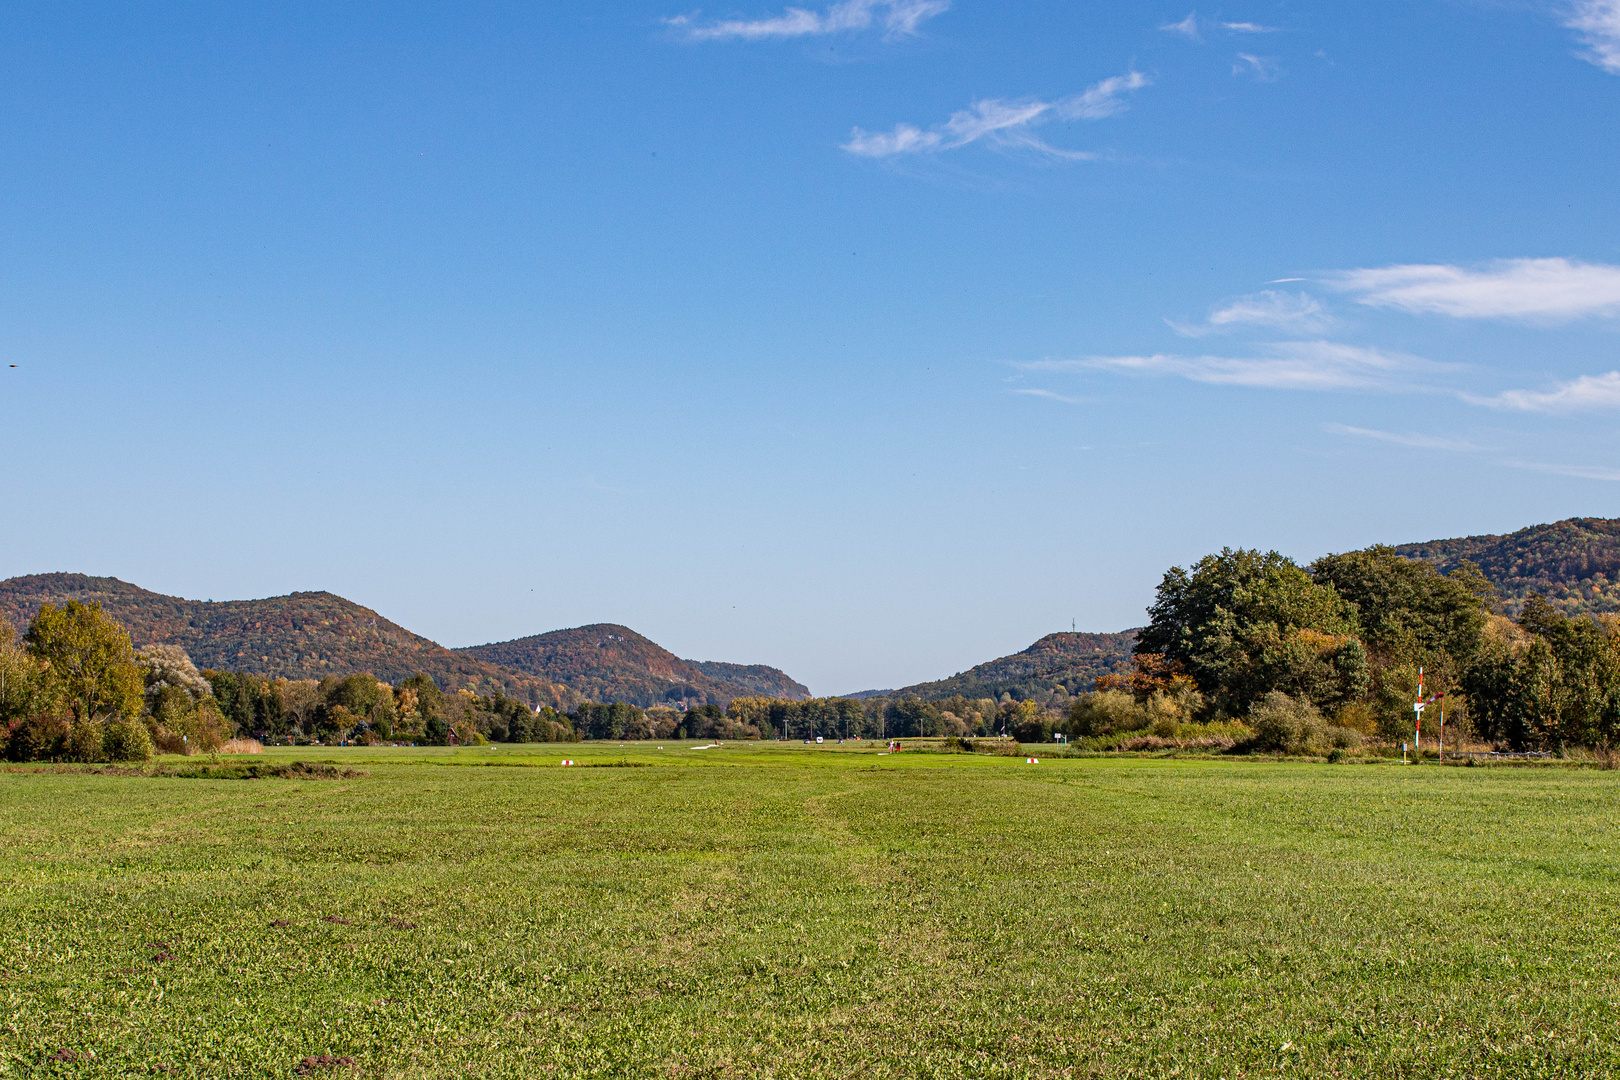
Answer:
xmin=3 ymin=1 xmax=1620 ymax=694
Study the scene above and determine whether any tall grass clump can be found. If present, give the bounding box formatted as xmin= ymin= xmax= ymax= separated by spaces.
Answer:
xmin=219 ymin=738 xmax=264 ymax=755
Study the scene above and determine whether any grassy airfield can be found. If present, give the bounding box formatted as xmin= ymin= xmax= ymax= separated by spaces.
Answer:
xmin=3 ymin=742 xmax=1619 ymax=1078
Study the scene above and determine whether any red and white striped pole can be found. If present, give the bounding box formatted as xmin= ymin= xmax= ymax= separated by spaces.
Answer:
xmin=1414 ymin=666 xmax=1424 ymax=761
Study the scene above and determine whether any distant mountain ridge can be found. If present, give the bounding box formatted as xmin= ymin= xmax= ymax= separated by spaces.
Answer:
xmin=1393 ymin=516 xmax=1620 ymax=618
xmin=0 ymin=573 xmax=581 ymax=707
xmin=6 ymin=514 xmax=1614 ymax=713
xmin=0 ymin=574 xmax=806 ymax=709
xmin=885 ymin=631 xmax=1138 ymax=705
xmin=457 ymin=625 xmax=810 ymax=708
xmin=689 ymin=660 xmax=812 ymax=700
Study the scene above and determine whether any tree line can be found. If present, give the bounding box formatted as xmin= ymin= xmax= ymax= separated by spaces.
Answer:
xmin=0 ymin=600 xmax=1063 ymax=760
xmin=0 ymin=601 xmax=588 ymax=761
xmin=10 ymin=543 xmax=1620 ymax=761
xmin=1122 ymin=544 xmax=1620 ymax=752
xmin=648 ymin=544 xmax=1620 ymax=754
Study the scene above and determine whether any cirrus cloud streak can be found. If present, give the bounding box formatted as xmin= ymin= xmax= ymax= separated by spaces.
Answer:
xmin=668 ymin=0 xmax=947 ymax=42
xmin=1326 ymin=424 xmax=1485 ymax=452
xmin=1323 ymin=257 xmax=1620 ymax=322
xmin=843 ymin=72 xmax=1149 ymax=158
xmin=1464 ymin=370 xmax=1620 ymax=412
xmin=1170 ymin=289 xmax=1329 ymax=336
xmin=1563 ymin=0 xmax=1620 ymax=74
xmin=1023 ymin=341 xmax=1447 ymax=392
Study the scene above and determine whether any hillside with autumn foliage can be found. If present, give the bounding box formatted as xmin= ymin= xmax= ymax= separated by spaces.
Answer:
xmin=458 ymin=624 xmax=810 ymax=708
xmin=1394 ymin=516 xmax=1620 ymax=618
xmin=0 ymin=574 xmax=581 ymax=708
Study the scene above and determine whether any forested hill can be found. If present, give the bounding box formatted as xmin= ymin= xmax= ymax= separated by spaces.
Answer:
xmin=458 ymin=625 xmax=810 ymax=708
xmin=1393 ymin=516 xmax=1620 ymax=618
xmin=889 ymin=631 xmax=1137 ymax=705
xmin=689 ymin=660 xmax=811 ymax=700
xmin=0 ymin=574 xmax=581 ymax=708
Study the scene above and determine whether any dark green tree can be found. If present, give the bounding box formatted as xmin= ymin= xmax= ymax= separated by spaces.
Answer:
xmin=1137 ymin=548 xmax=1368 ymax=716
xmin=399 ymin=672 xmax=448 ymax=745
xmin=1311 ymin=548 xmax=1492 ymax=665
xmin=1463 ymin=597 xmax=1620 ymax=749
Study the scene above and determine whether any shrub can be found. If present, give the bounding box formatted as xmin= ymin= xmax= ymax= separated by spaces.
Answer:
xmin=1011 ymin=714 xmax=1054 ymax=743
xmin=149 ymin=724 xmax=188 ymax=755
xmin=969 ymin=738 xmax=1023 ymax=756
xmin=65 ymin=720 xmax=105 ymax=762
xmin=1326 ymin=725 xmax=1363 ymax=750
xmin=1118 ymin=734 xmax=1179 ymax=751
xmin=104 ymin=720 xmax=155 ymax=763
xmin=1332 ymin=701 xmax=1379 ymax=736
xmin=5 ymin=714 xmax=70 ymax=761
xmin=451 ymin=720 xmax=489 ymax=746
xmin=1248 ymin=692 xmax=1366 ymax=755
xmin=1067 ymin=691 xmax=1151 ymax=737
xmin=176 ymin=699 xmax=233 ymax=752
xmin=1248 ymin=691 xmax=1325 ymax=753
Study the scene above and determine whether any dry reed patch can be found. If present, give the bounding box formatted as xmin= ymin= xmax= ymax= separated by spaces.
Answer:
xmin=220 ymin=738 xmax=265 ymax=754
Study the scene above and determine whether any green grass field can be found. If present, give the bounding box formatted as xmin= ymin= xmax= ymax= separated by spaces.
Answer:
xmin=4 ymin=743 xmax=1619 ymax=1078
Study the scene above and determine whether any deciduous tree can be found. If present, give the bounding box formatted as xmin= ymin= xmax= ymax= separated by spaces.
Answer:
xmin=23 ymin=602 xmax=144 ymax=723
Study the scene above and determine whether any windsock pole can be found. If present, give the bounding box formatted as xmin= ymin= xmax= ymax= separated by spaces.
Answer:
xmin=1411 ymin=666 xmax=1425 ymax=762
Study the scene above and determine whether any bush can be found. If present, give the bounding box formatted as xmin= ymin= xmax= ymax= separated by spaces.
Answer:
xmin=973 ymin=739 xmax=1024 ymax=756
xmin=1332 ymin=702 xmax=1379 ymax=736
xmin=1248 ymin=691 xmax=1324 ymax=753
xmin=451 ymin=720 xmax=489 ymax=746
xmin=1011 ymin=715 xmax=1054 ymax=743
xmin=5 ymin=714 xmax=69 ymax=761
xmin=1067 ymin=691 xmax=1151 ymax=737
xmin=176 ymin=699 xmax=233 ymax=752
xmin=149 ymin=724 xmax=188 ymax=755
xmin=1326 ymin=724 xmax=1363 ymax=750
xmin=1248 ymin=692 xmax=1365 ymax=755
xmin=65 ymin=721 xmax=105 ymax=763
xmin=104 ymin=720 xmax=154 ymax=763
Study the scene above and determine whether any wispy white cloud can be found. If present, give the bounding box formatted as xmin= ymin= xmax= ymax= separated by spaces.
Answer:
xmin=1232 ymin=53 xmax=1279 ymax=80
xmin=1171 ymin=290 xmax=1329 ymax=336
xmin=843 ymin=72 xmax=1150 ymax=158
xmin=1011 ymin=388 xmax=1086 ymax=404
xmin=1060 ymin=72 xmax=1154 ymax=119
xmin=1326 ymin=424 xmax=1485 ymax=452
xmin=668 ymin=0 xmax=947 ymax=42
xmin=1161 ymin=13 xmax=1279 ymax=39
xmin=1324 ymin=257 xmax=1620 ymax=321
xmin=1025 ymin=341 xmax=1443 ymax=392
xmin=1464 ymin=370 xmax=1620 ymax=412
xmin=1562 ymin=0 xmax=1620 ymax=74
xmin=1161 ymin=12 xmax=1201 ymax=39
xmin=842 ymin=123 xmax=939 ymax=156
